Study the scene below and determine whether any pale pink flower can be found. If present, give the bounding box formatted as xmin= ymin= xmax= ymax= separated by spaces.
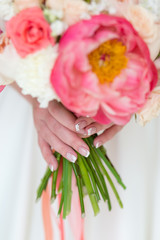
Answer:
xmin=46 ymin=0 xmax=88 ymax=25
xmin=51 ymin=14 xmax=157 ymax=125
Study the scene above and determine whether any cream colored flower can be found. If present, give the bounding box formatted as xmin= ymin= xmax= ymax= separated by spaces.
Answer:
xmin=121 ymin=4 xmax=160 ymax=60
xmin=46 ymin=0 xmax=88 ymax=26
xmin=126 ymin=5 xmax=158 ymax=43
xmin=137 ymin=87 xmax=160 ymax=126
xmin=0 ymin=43 xmax=59 ymax=107
xmin=15 ymin=45 xmax=59 ymax=107
xmin=14 ymin=0 xmax=41 ymax=11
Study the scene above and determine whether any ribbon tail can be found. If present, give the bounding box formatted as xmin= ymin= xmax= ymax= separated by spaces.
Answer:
xmin=42 ymin=182 xmax=54 ymax=240
xmin=68 ymin=174 xmax=85 ymax=240
xmin=58 ymin=194 xmax=65 ymax=240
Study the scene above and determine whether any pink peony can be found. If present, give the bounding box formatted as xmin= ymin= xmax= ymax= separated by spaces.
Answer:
xmin=51 ymin=14 xmax=158 ymax=125
xmin=6 ymin=7 xmax=54 ymax=58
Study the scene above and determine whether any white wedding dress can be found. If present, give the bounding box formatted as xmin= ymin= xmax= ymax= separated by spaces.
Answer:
xmin=0 ymin=86 xmax=160 ymax=240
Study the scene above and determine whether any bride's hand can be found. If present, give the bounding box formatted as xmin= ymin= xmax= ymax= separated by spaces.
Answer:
xmin=33 ymin=100 xmax=90 ymax=171
xmin=75 ymin=117 xmax=123 ymax=148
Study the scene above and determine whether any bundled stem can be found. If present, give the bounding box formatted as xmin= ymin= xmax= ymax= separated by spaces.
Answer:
xmin=72 ymin=163 xmax=85 ymax=217
xmin=78 ymin=154 xmax=100 ymax=216
xmin=37 ymin=135 xmax=126 ymax=218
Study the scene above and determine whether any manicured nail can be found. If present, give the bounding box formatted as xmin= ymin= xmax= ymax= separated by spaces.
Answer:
xmin=75 ymin=121 xmax=87 ymax=132
xmin=49 ymin=164 xmax=54 ymax=172
xmin=95 ymin=142 xmax=103 ymax=148
xmin=66 ymin=153 xmax=77 ymax=163
xmin=79 ymin=146 xmax=90 ymax=158
xmin=87 ymin=127 xmax=97 ymax=136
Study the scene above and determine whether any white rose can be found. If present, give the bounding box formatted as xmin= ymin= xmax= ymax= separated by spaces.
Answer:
xmin=137 ymin=87 xmax=160 ymax=126
xmin=15 ymin=46 xmax=59 ymax=107
xmin=46 ymin=0 xmax=89 ymax=26
xmin=0 ymin=43 xmax=59 ymax=107
xmin=125 ymin=5 xmax=160 ymax=60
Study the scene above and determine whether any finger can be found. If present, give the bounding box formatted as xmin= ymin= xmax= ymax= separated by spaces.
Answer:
xmin=93 ymin=125 xmax=123 ymax=148
xmin=75 ymin=117 xmax=95 ymax=134
xmin=45 ymin=114 xmax=90 ymax=158
xmin=48 ymin=100 xmax=77 ymax=132
xmin=85 ymin=122 xmax=114 ymax=136
xmin=38 ymin=121 xmax=78 ymax=163
xmin=38 ymin=136 xmax=58 ymax=171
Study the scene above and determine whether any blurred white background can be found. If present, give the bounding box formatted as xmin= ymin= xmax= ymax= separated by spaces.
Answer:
xmin=0 ymin=86 xmax=160 ymax=240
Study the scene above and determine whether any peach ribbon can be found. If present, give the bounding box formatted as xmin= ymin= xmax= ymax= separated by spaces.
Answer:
xmin=42 ymin=162 xmax=84 ymax=240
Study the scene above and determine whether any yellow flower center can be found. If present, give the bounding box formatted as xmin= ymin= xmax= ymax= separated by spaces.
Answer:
xmin=88 ymin=39 xmax=128 ymax=84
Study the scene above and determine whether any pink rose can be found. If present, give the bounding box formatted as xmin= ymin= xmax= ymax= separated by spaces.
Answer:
xmin=51 ymin=14 xmax=157 ymax=125
xmin=6 ymin=7 xmax=54 ymax=57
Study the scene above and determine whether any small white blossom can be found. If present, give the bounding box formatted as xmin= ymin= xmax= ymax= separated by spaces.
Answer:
xmin=88 ymin=1 xmax=107 ymax=15
xmin=51 ymin=20 xmax=66 ymax=37
xmin=139 ymin=0 xmax=160 ymax=20
xmin=44 ymin=8 xmax=64 ymax=23
xmin=0 ymin=0 xmax=15 ymax=21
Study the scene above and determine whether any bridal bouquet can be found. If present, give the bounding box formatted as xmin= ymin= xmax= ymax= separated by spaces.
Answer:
xmin=0 ymin=0 xmax=160 ymax=220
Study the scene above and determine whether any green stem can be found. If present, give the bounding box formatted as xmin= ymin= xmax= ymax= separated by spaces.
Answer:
xmin=86 ymin=138 xmax=123 ymax=208
xmin=63 ymin=158 xmax=69 ymax=219
xmin=72 ymin=163 xmax=85 ymax=217
xmin=99 ymin=145 xmax=107 ymax=155
xmin=36 ymin=167 xmax=52 ymax=200
xmin=88 ymin=153 xmax=111 ymax=210
xmin=58 ymin=192 xmax=64 ymax=217
xmin=66 ymin=162 xmax=72 ymax=216
xmin=58 ymin=177 xmax=63 ymax=193
xmin=96 ymin=148 xmax=126 ymax=189
xmin=78 ymin=154 xmax=100 ymax=216
xmin=51 ymin=153 xmax=61 ymax=202
xmin=82 ymin=156 xmax=100 ymax=202
xmin=87 ymin=137 xmax=125 ymax=189
xmin=93 ymin=150 xmax=123 ymax=208
xmin=87 ymin=157 xmax=107 ymax=201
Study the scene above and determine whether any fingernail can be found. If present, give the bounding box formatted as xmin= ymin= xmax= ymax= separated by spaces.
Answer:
xmin=66 ymin=153 xmax=77 ymax=163
xmin=95 ymin=142 xmax=103 ymax=148
xmin=87 ymin=127 xmax=96 ymax=136
xmin=75 ymin=121 xmax=87 ymax=132
xmin=79 ymin=147 xmax=90 ymax=158
xmin=49 ymin=164 xmax=54 ymax=172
